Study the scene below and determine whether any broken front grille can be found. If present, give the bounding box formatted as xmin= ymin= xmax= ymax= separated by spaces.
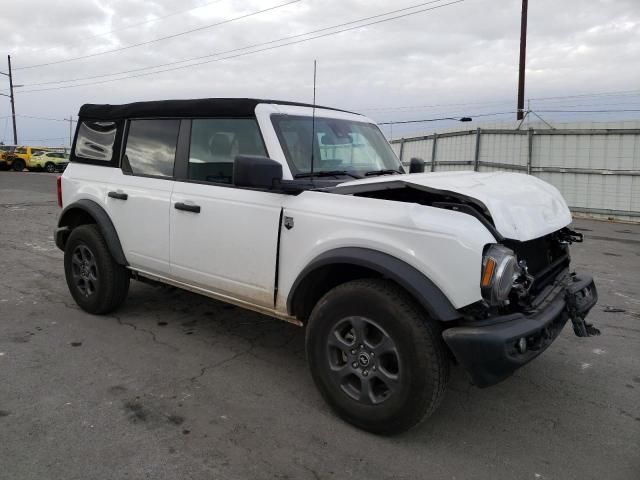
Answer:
xmin=505 ymin=232 xmax=570 ymax=295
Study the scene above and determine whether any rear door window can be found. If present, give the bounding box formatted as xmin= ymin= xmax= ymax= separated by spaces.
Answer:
xmin=123 ymin=119 xmax=180 ymax=178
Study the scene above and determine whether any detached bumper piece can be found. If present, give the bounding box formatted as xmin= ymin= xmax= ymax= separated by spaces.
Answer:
xmin=566 ymin=274 xmax=600 ymax=337
xmin=443 ymin=273 xmax=598 ymax=387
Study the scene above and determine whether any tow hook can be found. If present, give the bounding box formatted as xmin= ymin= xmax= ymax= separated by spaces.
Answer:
xmin=565 ymin=274 xmax=600 ymax=337
xmin=569 ymin=314 xmax=600 ymax=337
xmin=557 ymin=227 xmax=584 ymax=244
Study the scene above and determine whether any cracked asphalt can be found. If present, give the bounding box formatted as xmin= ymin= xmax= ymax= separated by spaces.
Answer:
xmin=1 ymin=172 xmax=639 ymax=480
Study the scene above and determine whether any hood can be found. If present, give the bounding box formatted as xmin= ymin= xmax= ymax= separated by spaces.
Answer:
xmin=336 ymin=171 xmax=572 ymax=242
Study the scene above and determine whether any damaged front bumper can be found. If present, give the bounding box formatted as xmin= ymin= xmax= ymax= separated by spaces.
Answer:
xmin=442 ymin=272 xmax=598 ymax=387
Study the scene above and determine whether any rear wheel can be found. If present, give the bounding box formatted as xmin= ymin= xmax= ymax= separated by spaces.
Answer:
xmin=306 ymin=279 xmax=450 ymax=435
xmin=44 ymin=162 xmax=56 ymax=173
xmin=64 ymin=224 xmax=130 ymax=314
xmin=12 ymin=159 xmax=25 ymax=171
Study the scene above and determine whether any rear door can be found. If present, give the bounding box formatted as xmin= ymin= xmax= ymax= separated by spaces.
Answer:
xmin=105 ymin=119 xmax=182 ymax=276
xmin=170 ymin=118 xmax=286 ymax=307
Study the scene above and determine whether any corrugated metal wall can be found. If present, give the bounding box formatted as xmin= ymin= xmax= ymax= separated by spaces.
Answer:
xmin=390 ymin=122 xmax=640 ymax=222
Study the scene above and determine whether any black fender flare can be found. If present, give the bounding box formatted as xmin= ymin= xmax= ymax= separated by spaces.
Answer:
xmin=55 ymin=199 xmax=128 ymax=266
xmin=287 ymin=247 xmax=460 ymax=322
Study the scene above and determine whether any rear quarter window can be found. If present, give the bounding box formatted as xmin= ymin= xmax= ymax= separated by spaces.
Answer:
xmin=72 ymin=120 xmax=121 ymax=164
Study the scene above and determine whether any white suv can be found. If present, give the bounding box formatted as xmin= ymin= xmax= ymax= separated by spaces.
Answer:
xmin=54 ymin=98 xmax=599 ymax=434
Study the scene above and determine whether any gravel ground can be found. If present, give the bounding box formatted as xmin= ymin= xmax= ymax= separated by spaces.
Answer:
xmin=0 ymin=171 xmax=639 ymax=480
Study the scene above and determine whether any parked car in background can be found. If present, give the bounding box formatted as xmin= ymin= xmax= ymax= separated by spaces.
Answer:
xmin=8 ymin=146 xmax=48 ymax=171
xmin=0 ymin=144 xmax=17 ymax=170
xmin=30 ymin=151 xmax=69 ymax=172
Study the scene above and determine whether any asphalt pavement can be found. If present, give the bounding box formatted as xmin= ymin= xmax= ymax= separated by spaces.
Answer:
xmin=1 ymin=171 xmax=639 ymax=480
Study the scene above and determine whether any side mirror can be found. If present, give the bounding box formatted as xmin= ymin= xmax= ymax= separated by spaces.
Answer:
xmin=409 ymin=157 xmax=426 ymax=173
xmin=233 ymin=155 xmax=283 ymax=189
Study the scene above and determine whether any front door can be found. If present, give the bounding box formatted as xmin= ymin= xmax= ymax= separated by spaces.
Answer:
xmin=169 ymin=118 xmax=285 ymax=307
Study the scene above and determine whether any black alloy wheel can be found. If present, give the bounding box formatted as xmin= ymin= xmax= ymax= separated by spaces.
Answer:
xmin=327 ymin=316 xmax=401 ymax=405
xmin=70 ymin=244 xmax=99 ymax=298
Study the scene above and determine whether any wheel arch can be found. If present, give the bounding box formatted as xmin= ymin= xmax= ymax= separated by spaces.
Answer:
xmin=287 ymin=247 xmax=460 ymax=323
xmin=55 ymin=199 xmax=128 ymax=266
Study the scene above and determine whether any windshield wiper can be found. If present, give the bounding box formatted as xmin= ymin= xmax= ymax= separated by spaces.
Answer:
xmin=294 ymin=170 xmax=362 ymax=179
xmin=364 ymin=169 xmax=403 ymax=177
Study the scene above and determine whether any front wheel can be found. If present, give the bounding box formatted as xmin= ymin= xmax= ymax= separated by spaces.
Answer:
xmin=306 ymin=279 xmax=450 ymax=435
xmin=64 ymin=224 xmax=130 ymax=314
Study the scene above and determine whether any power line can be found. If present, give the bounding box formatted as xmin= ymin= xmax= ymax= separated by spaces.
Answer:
xmin=85 ymin=0 xmax=228 ymax=40
xmin=14 ymin=0 xmax=302 ymax=70
xmin=379 ymin=111 xmax=515 ymax=125
xmin=17 ymin=0 xmax=464 ymax=94
xmin=535 ymin=109 xmax=640 ymax=114
xmin=26 ymin=0 xmax=230 ymax=58
xmin=20 ymin=0 xmax=453 ymax=88
xmin=1 ymin=105 xmax=8 ymax=143
xmin=17 ymin=114 xmax=77 ymax=123
xmin=353 ymin=91 xmax=640 ymax=114
xmin=529 ymin=96 xmax=640 ymax=108
xmin=355 ymin=98 xmax=514 ymax=113
xmin=22 ymin=137 xmax=67 ymax=142
xmin=528 ymin=89 xmax=640 ymax=101
xmin=528 ymin=101 xmax=640 ymax=109
xmin=379 ymin=108 xmax=640 ymax=126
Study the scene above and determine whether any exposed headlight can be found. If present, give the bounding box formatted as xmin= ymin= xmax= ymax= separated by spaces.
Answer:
xmin=481 ymin=245 xmax=517 ymax=305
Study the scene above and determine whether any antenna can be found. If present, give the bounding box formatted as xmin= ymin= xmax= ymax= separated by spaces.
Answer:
xmin=310 ymin=59 xmax=317 ymax=177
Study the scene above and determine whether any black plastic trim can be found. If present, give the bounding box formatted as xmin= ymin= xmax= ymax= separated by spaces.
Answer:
xmin=174 ymin=119 xmax=192 ymax=180
xmin=55 ymin=199 xmax=128 ymax=265
xmin=287 ymin=247 xmax=460 ymax=322
xmin=442 ymin=273 xmax=598 ymax=387
xmin=273 ymin=208 xmax=284 ymax=308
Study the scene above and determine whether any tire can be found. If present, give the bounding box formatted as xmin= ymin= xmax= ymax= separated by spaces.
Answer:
xmin=44 ymin=162 xmax=56 ymax=173
xmin=12 ymin=159 xmax=25 ymax=171
xmin=64 ymin=224 xmax=130 ymax=314
xmin=306 ymin=278 xmax=450 ymax=435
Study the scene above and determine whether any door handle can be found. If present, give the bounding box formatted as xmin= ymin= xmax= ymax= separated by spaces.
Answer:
xmin=174 ymin=202 xmax=201 ymax=213
xmin=108 ymin=191 xmax=128 ymax=200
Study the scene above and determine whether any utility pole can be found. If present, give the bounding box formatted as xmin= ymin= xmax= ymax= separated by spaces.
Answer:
xmin=0 ymin=56 xmax=18 ymax=144
xmin=68 ymin=116 xmax=73 ymax=148
xmin=517 ymin=0 xmax=528 ymax=121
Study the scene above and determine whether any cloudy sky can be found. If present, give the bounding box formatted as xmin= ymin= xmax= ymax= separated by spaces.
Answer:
xmin=1 ymin=0 xmax=639 ymax=146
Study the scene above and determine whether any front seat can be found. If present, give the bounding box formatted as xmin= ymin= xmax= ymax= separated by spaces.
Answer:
xmin=200 ymin=133 xmax=233 ymax=183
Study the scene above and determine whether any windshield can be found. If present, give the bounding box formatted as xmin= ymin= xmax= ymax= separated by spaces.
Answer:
xmin=271 ymin=114 xmax=402 ymax=177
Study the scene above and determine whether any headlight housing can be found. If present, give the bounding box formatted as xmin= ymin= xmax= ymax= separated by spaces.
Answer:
xmin=481 ymin=245 xmax=517 ymax=306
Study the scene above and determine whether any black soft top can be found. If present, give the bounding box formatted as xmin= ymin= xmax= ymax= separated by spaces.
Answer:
xmin=78 ymin=98 xmax=354 ymax=120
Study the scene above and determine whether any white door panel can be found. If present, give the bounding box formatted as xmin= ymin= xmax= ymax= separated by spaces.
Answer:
xmin=170 ymin=182 xmax=285 ymax=306
xmin=106 ymin=170 xmax=173 ymax=275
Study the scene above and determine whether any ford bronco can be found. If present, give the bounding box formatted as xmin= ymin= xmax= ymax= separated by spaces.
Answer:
xmin=54 ymin=98 xmax=598 ymax=434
